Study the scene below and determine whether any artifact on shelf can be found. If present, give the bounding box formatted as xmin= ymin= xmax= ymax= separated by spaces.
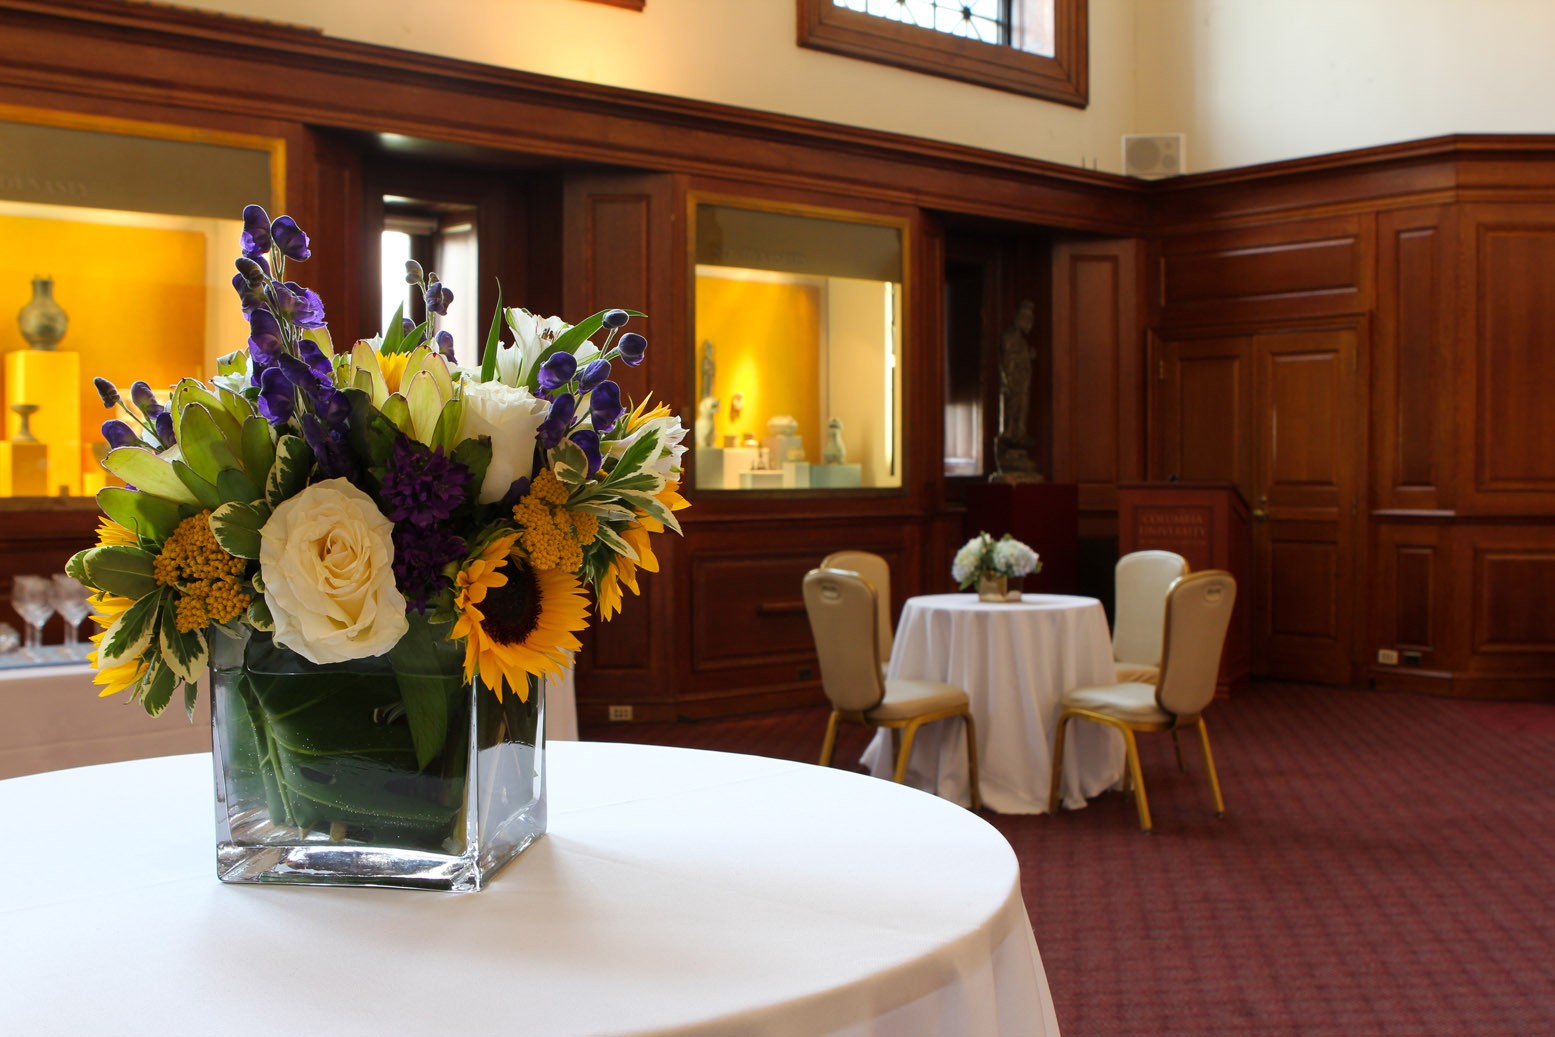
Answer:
xmin=16 ymin=276 xmax=69 ymax=351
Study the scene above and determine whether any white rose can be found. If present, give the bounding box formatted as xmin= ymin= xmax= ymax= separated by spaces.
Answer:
xmin=458 ymin=379 xmax=550 ymax=504
xmin=259 ymin=478 xmax=408 ymax=664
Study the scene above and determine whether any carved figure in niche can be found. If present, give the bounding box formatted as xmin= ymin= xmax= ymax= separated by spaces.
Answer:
xmin=696 ymin=396 xmax=720 ymax=449
xmin=700 ymin=339 xmax=716 ymax=400
xmin=998 ymin=299 xmax=1035 ymax=444
xmin=822 ymin=417 xmax=847 ymax=465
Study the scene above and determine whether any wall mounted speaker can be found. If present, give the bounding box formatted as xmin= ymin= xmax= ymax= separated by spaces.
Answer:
xmin=1122 ymin=134 xmax=1186 ymax=179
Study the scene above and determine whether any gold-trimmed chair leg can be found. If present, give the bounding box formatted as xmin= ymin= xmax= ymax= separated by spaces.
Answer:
xmin=819 ymin=710 xmax=842 ymax=768
xmin=1048 ymin=712 xmax=1071 ymax=814
xmin=893 ymin=719 xmax=922 ymax=785
xmin=1171 ymin=729 xmax=1186 ymax=773
xmin=961 ymin=710 xmax=982 ymax=811
xmin=1195 ymin=717 xmax=1226 ymax=817
xmin=1120 ymin=726 xmax=1153 ymax=832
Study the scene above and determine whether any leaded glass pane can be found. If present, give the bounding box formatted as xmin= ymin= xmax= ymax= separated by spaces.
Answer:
xmin=835 ymin=0 xmax=1011 ymax=46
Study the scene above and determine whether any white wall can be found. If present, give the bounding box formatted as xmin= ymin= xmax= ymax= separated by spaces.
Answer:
xmin=1134 ymin=0 xmax=1555 ymax=172
xmin=176 ymin=0 xmax=1138 ymax=172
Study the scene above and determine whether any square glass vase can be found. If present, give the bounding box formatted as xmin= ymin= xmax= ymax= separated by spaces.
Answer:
xmin=211 ymin=630 xmax=546 ymax=892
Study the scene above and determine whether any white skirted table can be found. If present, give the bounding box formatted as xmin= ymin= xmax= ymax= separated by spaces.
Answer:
xmin=0 ymin=743 xmax=1060 ymax=1036
xmin=0 ymin=661 xmax=577 ymax=780
xmin=862 ymin=593 xmax=1125 ymax=813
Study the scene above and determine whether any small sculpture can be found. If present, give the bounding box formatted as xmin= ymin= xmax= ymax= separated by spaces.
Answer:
xmin=696 ymin=396 xmax=720 ymax=449
xmin=700 ymin=339 xmax=716 ymax=400
xmin=994 ymin=299 xmax=1043 ymax=482
xmin=822 ymin=417 xmax=846 ymax=465
xmin=17 ymin=276 xmax=68 ymax=351
xmin=9 ymin=403 xmax=40 ymax=443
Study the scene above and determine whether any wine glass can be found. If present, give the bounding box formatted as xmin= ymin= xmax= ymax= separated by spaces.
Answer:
xmin=51 ymin=574 xmax=94 ymax=652
xmin=11 ymin=575 xmax=55 ymax=656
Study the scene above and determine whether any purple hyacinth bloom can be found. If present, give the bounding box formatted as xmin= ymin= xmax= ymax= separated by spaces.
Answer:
xmin=569 ymin=429 xmax=602 ymax=475
xmin=601 ymin=308 xmax=629 ymax=329
xmin=272 ymin=281 xmax=326 ymax=328
xmin=577 ymin=358 xmax=611 ymax=393
xmin=539 ymin=352 xmax=577 ymax=394
xmin=130 ymin=382 xmax=163 ymax=419
xmin=435 ymin=329 xmax=455 ymax=361
xmin=241 ymin=204 xmax=271 ymax=256
xmin=93 ymin=378 xmax=120 ymax=409
xmin=424 ymin=281 xmax=453 ymax=317
xmin=589 ymin=380 xmax=624 ymax=434
xmin=101 ymin=420 xmax=139 ymax=449
xmin=380 ymin=438 xmax=471 ymax=527
xmin=269 ymin=215 xmax=311 ymax=262
xmin=248 ymin=310 xmax=285 ymax=365
xmin=153 ymin=411 xmax=176 ymax=449
xmin=257 ymin=366 xmax=295 ymax=425
xmin=537 ymin=393 xmax=576 ymax=450
xmin=616 ymin=331 xmax=647 ymax=367
xmin=392 ymin=523 xmax=466 ymax=613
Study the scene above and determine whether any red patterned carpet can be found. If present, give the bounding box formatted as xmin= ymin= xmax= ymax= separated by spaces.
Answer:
xmin=582 ymin=683 xmax=1555 ymax=1036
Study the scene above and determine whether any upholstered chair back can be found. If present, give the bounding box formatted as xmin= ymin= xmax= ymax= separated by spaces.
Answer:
xmin=1113 ymin=550 xmax=1189 ymax=666
xmin=1155 ymin=570 xmax=1237 ymax=718
xmin=803 ymin=568 xmax=887 ymax=713
xmin=820 ymin=550 xmax=893 ymax=663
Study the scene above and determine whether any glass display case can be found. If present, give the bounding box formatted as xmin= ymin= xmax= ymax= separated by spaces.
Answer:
xmin=0 ymin=107 xmax=280 ymax=498
xmin=691 ymin=199 xmax=904 ymax=492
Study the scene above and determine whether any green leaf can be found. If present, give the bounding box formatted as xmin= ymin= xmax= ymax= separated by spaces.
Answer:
xmin=102 ymin=447 xmax=199 ymax=506
xmin=450 ymin=437 xmax=491 ymax=503
xmin=216 ymin=350 xmax=247 ymax=378
xmin=172 ymin=380 xmax=242 ymax=447
xmin=65 ymin=550 xmax=90 ymax=583
xmin=526 ymin=309 xmax=642 ymax=394
xmin=178 ymin=403 xmax=242 ymax=485
xmin=479 ymin=284 xmax=504 ymax=383
xmin=592 ymin=521 xmax=639 ymax=562
xmin=630 ymin=490 xmax=683 ymax=535
xmin=381 ymin=303 xmax=407 ymax=353
xmin=183 ymin=679 xmax=199 ymax=722
xmin=606 ymin=426 xmax=660 ymax=480
xmin=240 ymin=415 xmax=276 ymax=484
xmin=140 ymin=661 xmax=177 ymax=717
xmin=214 ymin=383 xmax=256 ymax=428
xmin=302 ymin=326 xmax=334 ymax=356
xmin=101 ymin=588 xmax=162 ymax=663
xmin=172 ymin=460 xmax=223 ymax=510
xmin=265 ymin=435 xmax=311 ymax=507
xmin=379 ymin=393 xmax=413 ymax=435
xmin=551 ymin=438 xmax=591 ymax=486
xmin=97 ymin=487 xmax=182 ymax=542
xmin=432 ymin=397 xmax=464 ymax=454
xmin=246 ymin=595 xmax=274 ymax=632
xmin=159 ymin=612 xmax=208 ymax=685
xmin=210 ymin=501 xmax=270 ymax=560
xmin=82 ymin=545 xmax=157 ymax=601
xmin=390 ymin=615 xmax=462 ymax=770
xmin=344 ymin=387 xmax=403 ymax=470
xmin=216 ymin=467 xmax=263 ymax=506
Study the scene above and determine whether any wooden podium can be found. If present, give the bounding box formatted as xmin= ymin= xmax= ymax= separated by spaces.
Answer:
xmin=964 ymin=482 xmax=1079 ymax=594
xmin=1117 ymin=483 xmax=1250 ymax=697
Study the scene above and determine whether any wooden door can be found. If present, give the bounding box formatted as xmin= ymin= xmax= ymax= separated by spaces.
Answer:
xmin=1156 ymin=326 xmax=1360 ymax=683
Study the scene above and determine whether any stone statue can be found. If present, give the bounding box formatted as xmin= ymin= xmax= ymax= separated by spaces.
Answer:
xmin=998 ymin=299 xmax=1035 ymax=444
xmin=696 ymin=395 xmax=720 ymax=449
xmin=700 ymin=339 xmax=716 ymax=400
xmin=822 ymin=417 xmax=846 ymax=465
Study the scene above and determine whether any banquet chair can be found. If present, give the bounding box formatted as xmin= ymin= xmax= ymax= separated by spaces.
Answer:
xmin=820 ymin=550 xmax=893 ymax=668
xmin=1112 ymin=550 xmax=1189 ymax=684
xmin=1048 ymin=569 xmax=1235 ymax=832
xmin=803 ymin=567 xmax=982 ymax=810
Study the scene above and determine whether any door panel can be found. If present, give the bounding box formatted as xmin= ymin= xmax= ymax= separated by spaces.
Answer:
xmin=1157 ymin=326 xmax=1360 ymax=684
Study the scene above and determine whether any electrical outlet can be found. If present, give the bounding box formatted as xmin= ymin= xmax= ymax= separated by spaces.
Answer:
xmin=607 ymin=705 xmax=634 ymax=722
xmin=1377 ymin=649 xmax=1399 ymax=665
xmin=1401 ymin=650 xmax=1423 ymax=666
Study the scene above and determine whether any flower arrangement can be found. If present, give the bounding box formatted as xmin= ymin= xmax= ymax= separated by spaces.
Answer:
xmin=952 ymin=531 xmax=1041 ymax=589
xmin=67 ymin=203 xmax=686 ymax=783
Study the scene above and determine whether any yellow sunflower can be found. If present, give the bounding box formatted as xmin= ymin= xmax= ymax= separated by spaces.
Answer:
xmin=597 ymin=479 xmax=688 ymax=620
xmin=86 ymin=592 xmax=149 ymax=699
xmin=452 ymin=533 xmax=591 ymax=699
xmin=95 ymin=518 xmax=140 ymax=547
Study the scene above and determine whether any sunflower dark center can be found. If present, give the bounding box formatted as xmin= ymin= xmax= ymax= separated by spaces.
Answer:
xmin=481 ymin=564 xmax=543 ymax=646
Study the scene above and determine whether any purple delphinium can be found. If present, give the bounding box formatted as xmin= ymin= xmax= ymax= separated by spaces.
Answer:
xmin=270 ymin=281 xmax=326 ymax=328
xmin=424 ymin=281 xmax=453 ymax=316
xmin=241 ymin=204 xmax=272 ymax=257
xmin=538 ymin=352 xmax=577 ymax=395
xmin=101 ymin=420 xmax=139 ymax=449
xmin=616 ymin=332 xmax=648 ymax=367
xmin=380 ymin=438 xmax=473 ymax=611
xmin=577 ymin=358 xmax=611 ymax=393
xmin=569 ymin=429 xmax=602 ymax=475
xmin=537 ymin=393 xmax=576 ymax=450
xmin=435 ymin=329 xmax=455 ymax=362
xmin=589 ymin=380 xmax=624 ymax=434
xmin=269 ymin=216 xmax=311 ymax=262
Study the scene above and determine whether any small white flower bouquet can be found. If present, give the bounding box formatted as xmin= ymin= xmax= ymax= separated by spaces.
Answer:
xmin=952 ymin=531 xmax=1041 ymax=590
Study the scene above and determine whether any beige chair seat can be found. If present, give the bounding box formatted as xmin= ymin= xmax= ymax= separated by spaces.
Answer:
xmin=1064 ymin=681 xmax=1172 ymax=725
xmin=870 ymin=678 xmax=969 ymax=721
xmin=1112 ymin=661 xmax=1160 ymax=685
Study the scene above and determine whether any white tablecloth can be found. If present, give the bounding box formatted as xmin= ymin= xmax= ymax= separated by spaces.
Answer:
xmin=862 ymin=593 xmax=1124 ymax=813
xmin=0 ymin=744 xmax=1060 ymax=1036
xmin=0 ymin=661 xmax=576 ymax=780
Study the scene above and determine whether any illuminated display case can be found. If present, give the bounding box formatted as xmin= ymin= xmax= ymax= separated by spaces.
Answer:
xmin=690 ymin=199 xmax=905 ymax=493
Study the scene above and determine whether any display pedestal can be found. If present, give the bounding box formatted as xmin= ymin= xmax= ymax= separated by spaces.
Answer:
xmin=4 ymin=350 xmax=81 ymax=495
xmin=695 ymin=447 xmax=760 ymax=489
xmin=0 ymin=440 xmax=48 ymax=495
xmin=739 ymin=470 xmax=785 ymax=490
xmin=964 ymin=482 xmax=1079 ymax=594
xmin=1117 ymin=482 xmax=1251 ymax=697
xmin=810 ymin=463 xmax=862 ymax=488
